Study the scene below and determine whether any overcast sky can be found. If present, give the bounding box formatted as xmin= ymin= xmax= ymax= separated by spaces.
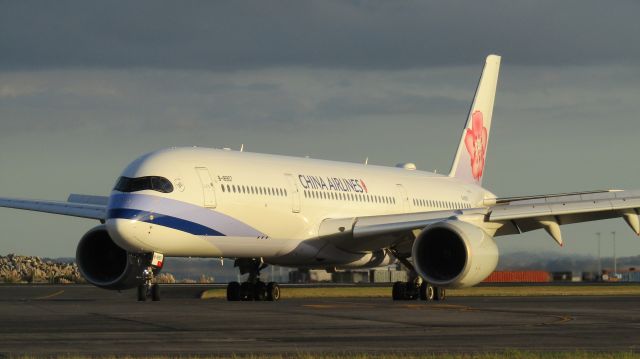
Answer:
xmin=1 ymin=1 xmax=639 ymax=258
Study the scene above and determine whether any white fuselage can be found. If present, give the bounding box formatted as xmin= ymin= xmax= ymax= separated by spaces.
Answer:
xmin=106 ymin=147 xmax=491 ymax=268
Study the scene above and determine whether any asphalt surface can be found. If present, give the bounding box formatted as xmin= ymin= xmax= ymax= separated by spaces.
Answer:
xmin=0 ymin=285 xmax=639 ymax=356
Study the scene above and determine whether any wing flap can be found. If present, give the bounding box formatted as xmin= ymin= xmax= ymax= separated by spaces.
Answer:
xmin=0 ymin=197 xmax=106 ymax=220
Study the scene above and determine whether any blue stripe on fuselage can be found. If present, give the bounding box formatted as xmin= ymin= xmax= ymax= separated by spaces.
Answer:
xmin=107 ymin=208 xmax=225 ymax=236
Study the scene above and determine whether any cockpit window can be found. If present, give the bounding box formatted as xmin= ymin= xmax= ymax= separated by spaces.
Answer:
xmin=114 ymin=176 xmax=174 ymax=193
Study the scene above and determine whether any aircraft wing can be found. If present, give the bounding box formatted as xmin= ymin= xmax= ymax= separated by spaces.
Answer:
xmin=320 ymin=189 xmax=640 ymax=253
xmin=0 ymin=195 xmax=107 ymax=220
xmin=488 ymin=189 xmax=640 ymax=245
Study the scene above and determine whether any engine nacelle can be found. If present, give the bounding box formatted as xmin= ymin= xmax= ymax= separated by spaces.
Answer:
xmin=76 ymin=225 xmax=146 ymax=290
xmin=412 ymin=220 xmax=498 ymax=288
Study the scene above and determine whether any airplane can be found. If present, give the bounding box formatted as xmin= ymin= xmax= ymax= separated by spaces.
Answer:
xmin=1 ymin=54 xmax=639 ymax=302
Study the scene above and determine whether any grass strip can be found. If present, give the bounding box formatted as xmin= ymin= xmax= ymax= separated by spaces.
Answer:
xmin=201 ymin=285 xmax=640 ymax=299
xmin=9 ymin=350 xmax=640 ymax=358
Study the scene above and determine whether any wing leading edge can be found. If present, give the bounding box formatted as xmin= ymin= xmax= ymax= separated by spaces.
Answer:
xmin=0 ymin=196 xmax=106 ymax=221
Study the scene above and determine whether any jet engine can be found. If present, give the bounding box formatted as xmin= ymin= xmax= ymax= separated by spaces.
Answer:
xmin=412 ymin=220 xmax=498 ymax=288
xmin=76 ymin=225 xmax=146 ymax=290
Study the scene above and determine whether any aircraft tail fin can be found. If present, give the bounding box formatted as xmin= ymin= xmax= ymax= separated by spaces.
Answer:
xmin=448 ymin=54 xmax=501 ymax=186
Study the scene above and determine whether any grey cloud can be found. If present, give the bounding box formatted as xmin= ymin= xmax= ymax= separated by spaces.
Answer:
xmin=314 ymin=94 xmax=465 ymax=120
xmin=1 ymin=1 xmax=639 ymax=71
xmin=1 ymin=64 xmax=637 ymax=137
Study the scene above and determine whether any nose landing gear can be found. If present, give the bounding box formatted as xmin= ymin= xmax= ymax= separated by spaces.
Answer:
xmin=136 ymin=252 xmax=164 ymax=302
xmin=226 ymin=258 xmax=281 ymax=301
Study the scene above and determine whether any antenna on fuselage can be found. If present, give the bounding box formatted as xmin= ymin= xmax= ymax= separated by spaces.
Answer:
xmin=364 ymin=157 xmax=369 ymax=165
xmin=240 ymin=144 xmax=244 ymax=152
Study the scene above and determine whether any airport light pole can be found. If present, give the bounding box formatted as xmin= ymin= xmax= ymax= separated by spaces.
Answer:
xmin=596 ymin=232 xmax=602 ymax=277
xmin=611 ymin=231 xmax=617 ymax=276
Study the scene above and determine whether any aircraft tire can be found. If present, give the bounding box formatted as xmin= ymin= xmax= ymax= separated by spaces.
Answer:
xmin=240 ymin=282 xmax=254 ymax=301
xmin=137 ymin=284 xmax=147 ymax=302
xmin=266 ymin=282 xmax=280 ymax=301
xmin=227 ymin=281 xmax=241 ymax=301
xmin=151 ymin=284 xmax=160 ymax=301
xmin=435 ymin=287 xmax=446 ymax=301
xmin=254 ymin=281 xmax=267 ymax=301
xmin=392 ymin=281 xmax=403 ymax=301
xmin=420 ymin=282 xmax=435 ymax=302
xmin=404 ymin=282 xmax=419 ymax=300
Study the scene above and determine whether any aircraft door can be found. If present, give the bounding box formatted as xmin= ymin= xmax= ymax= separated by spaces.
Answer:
xmin=195 ymin=167 xmax=217 ymax=208
xmin=396 ymin=184 xmax=409 ymax=212
xmin=284 ymin=173 xmax=301 ymax=213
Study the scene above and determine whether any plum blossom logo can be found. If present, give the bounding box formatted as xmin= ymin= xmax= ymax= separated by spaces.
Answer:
xmin=464 ymin=111 xmax=488 ymax=181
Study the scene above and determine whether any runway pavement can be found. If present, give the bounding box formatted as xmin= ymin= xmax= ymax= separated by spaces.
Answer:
xmin=0 ymin=284 xmax=638 ymax=356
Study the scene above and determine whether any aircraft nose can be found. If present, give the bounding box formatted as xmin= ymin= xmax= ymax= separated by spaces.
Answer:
xmin=106 ymin=192 xmax=169 ymax=253
xmin=105 ymin=216 xmax=153 ymax=254
xmin=105 ymin=208 xmax=154 ymax=253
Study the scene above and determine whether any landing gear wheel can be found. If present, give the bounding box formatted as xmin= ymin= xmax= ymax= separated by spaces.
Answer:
xmin=232 ymin=258 xmax=281 ymax=302
xmin=435 ymin=287 xmax=446 ymax=301
xmin=392 ymin=281 xmax=404 ymax=301
xmin=240 ymin=282 xmax=254 ymax=301
xmin=404 ymin=281 xmax=419 ymax=300
xmin=266 ymin=282 xmax=280 ymax=301
xmin=137 ymin=284 xmax=147 ymax=302
xmin=420 ymin=282 xmax=435 ymax=302
xmin=227 ymin=281 xmax=241 ymax=301
xmin=151 ymin=284 xmax=161 ymax=301
xmin=254 ymin=281 xmax=267 ymax=301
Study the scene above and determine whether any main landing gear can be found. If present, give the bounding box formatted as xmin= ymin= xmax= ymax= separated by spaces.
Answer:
xmin=226 ymin=258 xmax=281 ymax=302
xmin=137 ymin=252 xmax=164 ymax=302
xmin=389 ymin=249 xmax=446 ymax=302
xmin=392 ymin=279 xmax=446 ymax=302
